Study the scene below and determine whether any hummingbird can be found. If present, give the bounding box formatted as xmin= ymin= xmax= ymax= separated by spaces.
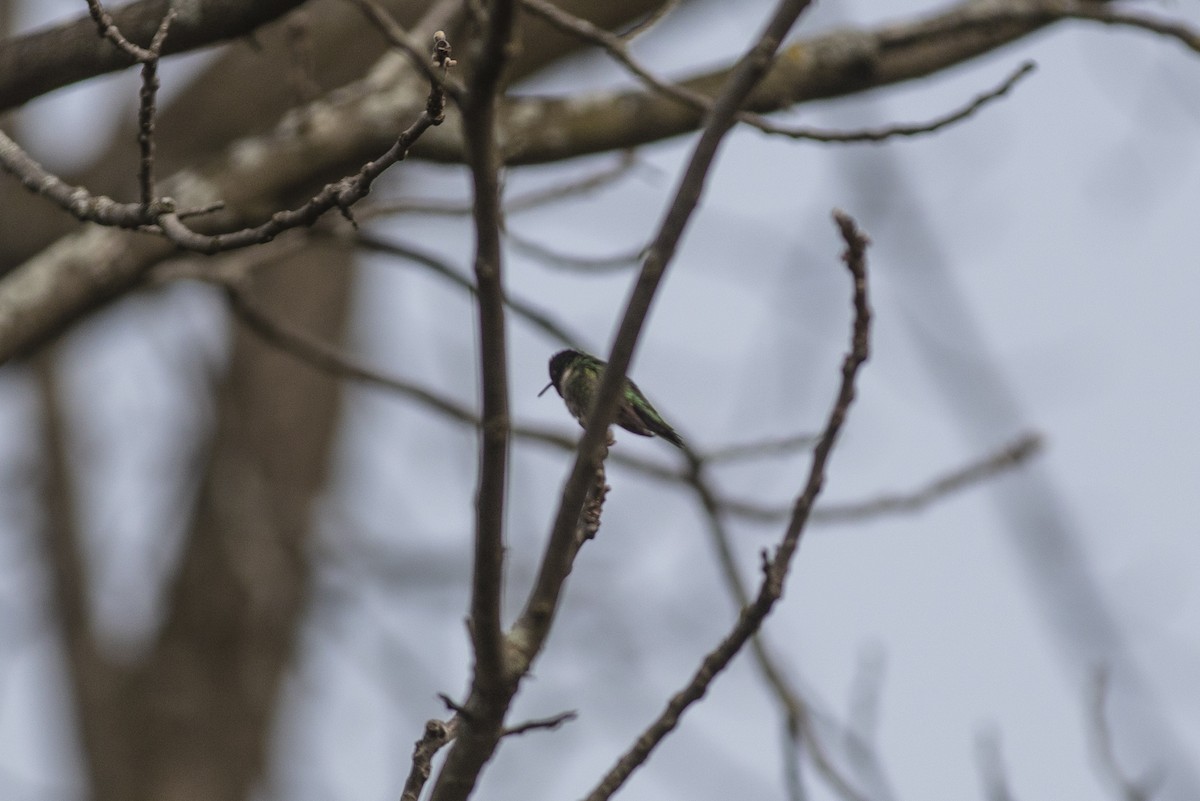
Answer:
xmin=539 ymin=349 xmax=685 ymax=449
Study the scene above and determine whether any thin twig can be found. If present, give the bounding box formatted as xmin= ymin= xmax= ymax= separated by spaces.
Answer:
xmin=617 ymin=0 xmax=682 ymax=40
xmin=684 ymin=454 xmax=872 ymax=801
xmin=401 ymin=718 xmax=459 ymax=801
xmin=0 ymin=33 xmax=453 ymax=250
xmin=135 ymin=12 xmax=174 ymax=207
xmin=346 ymin=0 xmax=466 ymax=101
xmin=521 ymin=0 xmax=1035 ymax=144
xmin=351 ymin=232 xmax=585 ymax=347
xmin=359 ymin=151 xmax=639 ymax=219
xmin=86 ymin=0 xmax=160 ymax=61
xmin=751 ymin=62 xmax=1035 ymax=142
xmin=1088 ymin=669 xmax=1164 ymax=801
xmin=501 ymin=710 xmax=578 ymax=737
xmin=813 ymin=433 xmax=1042 ymax=523
xmin=582 ymin=208 xmax=869 ymax=801
xmin=85 ymin=0 xmax=176 ymax=207
xmin=705 ymin=431 xmax=819 ymax=463
xmin=505 ymin=227 xmax=645 ymax=271
xmin=172 ymin=261 xmax=480 ymax=425
xmin=1013 ymin=2 xmax=1200 ymax=55
xmin=712 ymin=432 xmax=1043 ymax=524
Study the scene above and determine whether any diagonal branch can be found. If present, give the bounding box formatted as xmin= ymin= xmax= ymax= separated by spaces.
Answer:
xmin=511 ymin=0 xmax=813 ymax=674
xmin=583 ymin=209 xmax=872 ymax=801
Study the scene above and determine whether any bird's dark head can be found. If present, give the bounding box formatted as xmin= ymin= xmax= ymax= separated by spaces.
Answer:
xmin=539 ymin=349 xmax=586 ymax=397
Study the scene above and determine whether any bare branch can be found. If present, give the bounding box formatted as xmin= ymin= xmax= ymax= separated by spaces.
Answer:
xmin=0 ymin=0 xmax=310 ymax=111
xmin=401 ymin=719 xmax=459 ymax=801
xmin=158 ymin=254 xmax=481 ymax=427
xmin=813 ymin=433 xmax=1043 ymax=524
xmin=512 ymin=0 xmax=814 ymax=692
xmin=704 ymin=431 xmax=820 ymax=463
xmin=86 ymin=0 xmax=170 ymax=63
xmin=412 ymin=0 xmax=1200 ymax=164
xmin=0 ymin=34 xmax=453 ymax=252
xmin=1007 ymin=2 xmax=1200 ymax=56
xmin=750 ymin=61 xmax=1036 ymax=143
xmin=351 ymin=232 xmax=586 ymax=347
xmin=426 ymin=3 xmax=522 ymax=799
xmin=583 ymin=209 xmax=871 ymax=801
xmin=1088 ymin=669 xmax=1165 ymax=801
xmin=521 ymin=0 xmax=1033 ymax=145
xmin=710 ymin=432 xmax=1042 ymax=524
xmin=465 ymin=0 xmax=516 ymax=698
xmin=681 ymin=455 xmax=875 ymax=801
xmin=616 ymin=0 xmax=681 ymax=41
xmin=501 ymin=710 xmax=578 ymax=737
xmin=6 ymin=0 xmax=1196 ymax=362
xmin=505 ymin=227 xmax=645 ymax=271
xmin=86 ymin=0 xmax=180 ymax=210
xmin=360 ymin=151 xmax=638 ymax=219
xmin=347 ymin=0 xmax=466 ymax=101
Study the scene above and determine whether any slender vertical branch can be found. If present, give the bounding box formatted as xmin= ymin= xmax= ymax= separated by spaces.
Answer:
xmin=426 ymin=5 xmax=518 ymax=801
xmin=135 ymin=12 xmax=174 ymax=207
xmin=463 ymin=0 xmax=516 ymax=698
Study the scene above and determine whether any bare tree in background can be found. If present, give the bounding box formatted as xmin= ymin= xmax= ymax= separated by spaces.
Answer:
xmin=0 ymin=1 xmax=1197 ymax=800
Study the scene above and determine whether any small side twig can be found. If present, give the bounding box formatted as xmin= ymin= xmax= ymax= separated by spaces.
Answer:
xmin=86 ymin=0 xmax=167 ymax=61
xmin=401 ymin=718 xmax=460 ymax=801
xmin=159 ymin=254 xmax=481 ymax=426
xmin=617 ymin=0 xmax=682 ymax=40
xmin=705 ymin=431 xmax=820 ymax=463
xmin=715 ymin=432 xmax=1042 ymax=524
xmin=346 ymin=0 xmax=466 ymax=101
xmin=752 ymin=62 xmax=1035 ymax=142
xmin=437 ymin=693 xmax=472 ymax=719
xmin=505 ymin=227 xmax=645 ymax=271
xmin=501 ymin=710 xmax=578 ymax=737
xmin=360 ymin=151 xmax=639 ymax=219
xmin=351 ymin=232 xmax=586 ymax=347
xmin=813 ymin=433 xmax=1043 ymax=523
xmin=86 ymin=0 xmax=176 ymax=208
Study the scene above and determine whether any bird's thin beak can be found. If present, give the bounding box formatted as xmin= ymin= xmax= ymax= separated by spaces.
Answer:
xmin=537 ymin=381 xmax=554 ymax=397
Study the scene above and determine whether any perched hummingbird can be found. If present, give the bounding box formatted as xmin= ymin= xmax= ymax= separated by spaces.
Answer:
xmin=539 ymin=349 xmax=685 ymax=449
